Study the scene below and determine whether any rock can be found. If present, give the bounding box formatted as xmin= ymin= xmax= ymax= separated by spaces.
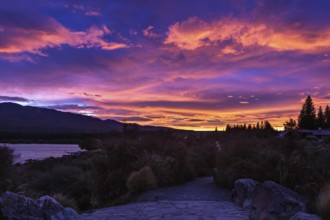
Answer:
xmin=249 ymin=181 xmax=306 ymax=220
xmin=290 ymin=212 xmax=322 ymax=220
xmin=37 ymin=196 xmax=79 ymax=220
xmin=37 ymin=196 xmax=64 ymax=218
xmin=0 ymin=191 xmax=79 ymax=220
xmin=232 ymin=178 xmax=258 ymax=209
xmin=0 ymin=191 xmax=42 ymax=219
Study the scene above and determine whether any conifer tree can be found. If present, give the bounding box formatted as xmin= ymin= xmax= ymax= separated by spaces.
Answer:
xmin=264 ymin=120 xmax=274 ymax=131
xmin=325 ymin=105 xmax=330 ymax=129
xmin=317 ymin=106 xmax=325 ymax=129
xmin=298 ymin=95 xmax=317 ymax=129
xmin=283 ymin=118 xmax=297 ymax=130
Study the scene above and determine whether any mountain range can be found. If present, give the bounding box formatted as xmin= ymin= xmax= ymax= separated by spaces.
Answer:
xmin=0 ymin=102 xmax=165 ymax=134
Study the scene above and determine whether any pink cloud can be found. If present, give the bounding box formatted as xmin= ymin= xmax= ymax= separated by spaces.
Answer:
xmin=0 ymin=18 xmax=128 ymax=61
xmin=143 ymin=26 xmax=161 ymax=39
xmin=164 ymin=17 xmax=330 ymax=52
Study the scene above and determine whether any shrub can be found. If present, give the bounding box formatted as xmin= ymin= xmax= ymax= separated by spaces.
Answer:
xmin=134 ymin=153 xmax=175 ymax=187
xmin=79 ymin=138 xmax=102 ymax=150
xmin=24 ymin=162 xmax=93 ymax=210
xmin=93 ymin=168 xmax=129 ymax=205
xmin=127 ymin=166 xmax=157 ymax=194
xmin=0 ymin=146 xmax=14 ymax=192
xmin=52 ymin=193 xmax=79 ymax=211
xmin=317 ymin=185 xmax=330 ymax=219
xmin=189 ymin=141 xmax=217 ymax=176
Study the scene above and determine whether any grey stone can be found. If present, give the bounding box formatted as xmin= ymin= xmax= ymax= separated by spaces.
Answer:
xmin=0 ymin=191 xmax=42 ymax=220
xmin=249 ymin=181 xmax=306 ymax=220
xmin=232 ymin=178 xmax=259 ymax=209
xmin=37 ymin=196 xmax=64 ymax=219
xmin=0 ymin=191 xmax=79 ymax=220
xmin=290 ymin=212 xmax=322 ymax=220
xmin=37 ymin=195 xmax=79 ymax=220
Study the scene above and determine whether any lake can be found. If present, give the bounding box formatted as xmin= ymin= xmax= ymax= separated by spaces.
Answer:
xmin=0 ymin=143 xmax=82 ymax=163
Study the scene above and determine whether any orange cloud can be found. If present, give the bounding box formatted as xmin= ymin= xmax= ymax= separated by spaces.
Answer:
xmin=0 ymin=18 xmax=128 ymax=58
xmin=164 ymin=17 xmax=330 ymax=52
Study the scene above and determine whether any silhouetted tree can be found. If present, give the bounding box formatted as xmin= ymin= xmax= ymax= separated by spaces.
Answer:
xmin=325 ymin=105 xmax=330 ymax=129
xmin=317 ymin=106 xmax=325 ymax=129
xmin=264 ymin=120 xmax=274 ymax=131
xmin=283 ymin=118 xmax=297 ymax=131
xmin=225 ymin=121 xmax=274 ymax=132
xmin=256 ymin=122 xmax=260 ymax=130
xmin=298 ymin=95 xmax=317 ymax=129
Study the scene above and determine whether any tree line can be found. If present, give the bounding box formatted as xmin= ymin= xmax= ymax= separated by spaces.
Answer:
xmin=226 ymin=120 xmax=274 ymax=132
xmin=284 ymin=95 xmax=330 ymax=130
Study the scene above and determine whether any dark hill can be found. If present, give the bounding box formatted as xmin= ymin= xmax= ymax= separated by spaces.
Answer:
xmin=0 ymin=102 xmax=124 ymax=133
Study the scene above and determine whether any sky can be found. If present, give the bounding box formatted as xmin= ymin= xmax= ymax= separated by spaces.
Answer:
xmin=0 ymin=0 xmax=330 ymax=130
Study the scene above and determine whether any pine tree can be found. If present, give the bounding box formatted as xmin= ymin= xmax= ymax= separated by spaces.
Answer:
xmin=264 ymin=120 xmax=274 ymax=131
xmin=325 ymin=105 xmax=330 ymax=129
xmin=298 ymin=95 xmax=317 ymax=129
xmin=225 ymin=124 xmax=231 ymax=132
xmin=317 ymin=106 xmax=325 ymax=129
xmin=283 ymin=118 xmax=297 ymax=130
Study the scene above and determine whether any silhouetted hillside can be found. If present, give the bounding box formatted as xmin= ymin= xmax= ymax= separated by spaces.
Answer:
xmin=0 ymin=102 xmax=122 ymax=133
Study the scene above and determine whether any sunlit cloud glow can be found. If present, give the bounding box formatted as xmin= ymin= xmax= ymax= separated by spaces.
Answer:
xmin=1 ymin=0 xmax=330 ymax=130
xmin=0 ymin=15 xmax=128 ymax=61
xmin=165 ymin=17 xmax=330 ymax=52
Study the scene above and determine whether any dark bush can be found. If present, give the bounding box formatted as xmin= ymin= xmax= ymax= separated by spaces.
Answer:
xmin=0 ymin=146 xmax=14 ymax=192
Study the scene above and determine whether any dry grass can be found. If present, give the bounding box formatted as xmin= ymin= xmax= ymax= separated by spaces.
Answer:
xmin=127 ymin=166 xmax=157 ymax=194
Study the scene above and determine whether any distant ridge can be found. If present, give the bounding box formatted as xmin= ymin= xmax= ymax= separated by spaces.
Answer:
xmin=0 ymin=102 xmax=168 ymax=134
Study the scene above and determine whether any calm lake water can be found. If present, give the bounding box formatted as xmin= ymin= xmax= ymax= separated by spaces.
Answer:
xmin=0 ymin=143 xmax=82 ymax=163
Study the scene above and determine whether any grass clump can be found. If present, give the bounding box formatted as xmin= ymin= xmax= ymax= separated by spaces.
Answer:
xmin=127 ymin=166 xmax=157 ymax=194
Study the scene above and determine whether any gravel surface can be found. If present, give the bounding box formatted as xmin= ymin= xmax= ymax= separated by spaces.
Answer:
xmin=80 ymin=177 xmax=249 ymax=220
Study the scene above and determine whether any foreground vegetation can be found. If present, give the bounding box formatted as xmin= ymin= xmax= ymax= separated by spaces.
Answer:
xmin=214 ymin=129 xmax=330 ymax=216
xmin=1 ymin=126 xmax=330 ymax=218
xmin=0 ymin=131 xmax=216 ymax=211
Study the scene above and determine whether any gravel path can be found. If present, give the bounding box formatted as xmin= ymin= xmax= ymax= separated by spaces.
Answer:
xmin=81 ymin=201 xmax=249 ymax=220
xmin=133 ymin=177 xmax=231 ymax=202
xmin=80 ymin=177 xmax=249 ymax=220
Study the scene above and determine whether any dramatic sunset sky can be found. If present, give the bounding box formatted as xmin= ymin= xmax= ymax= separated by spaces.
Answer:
xmin=0 ymin=0 xmax=329 ymax=130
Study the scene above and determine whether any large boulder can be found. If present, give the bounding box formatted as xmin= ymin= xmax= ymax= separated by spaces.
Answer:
xmin=249 ymin=181 xmax=306 ymax=220
xmin=232 ymin=178 xmax=258 ymax=209
xmin=0 ymin=191 xmax=79 ymax=220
